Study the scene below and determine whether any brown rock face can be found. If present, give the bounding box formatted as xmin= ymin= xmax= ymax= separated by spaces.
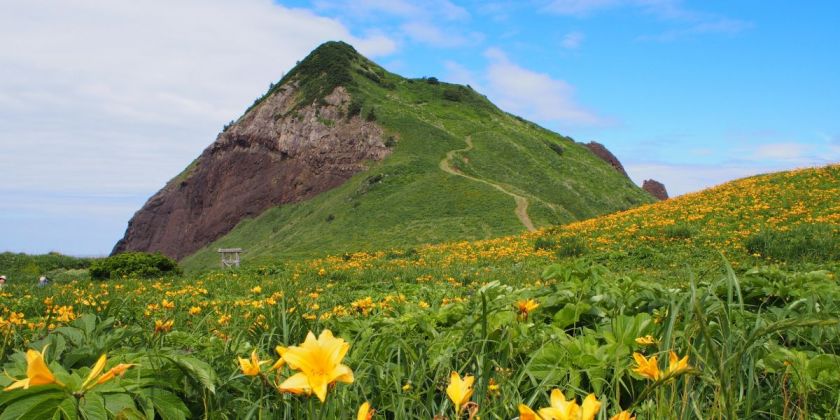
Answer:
xmin=642 ymin=179 xmax=669 ymax=200
xmin=112 ymin=86 xmax=389 ymax=260
xmin=584 ymin=141 xmax=629 ymax=178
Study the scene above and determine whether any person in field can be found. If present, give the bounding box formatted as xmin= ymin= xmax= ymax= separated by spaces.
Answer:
xmin=0 ymin=275 xmax=6 ymax=289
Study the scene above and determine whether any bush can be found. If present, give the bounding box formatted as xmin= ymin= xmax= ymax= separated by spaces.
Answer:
xmin=89 ymin=252 xmax=180 ymax=280
xmin=534 ymin=237 xmax=558 ymax=251
xmin=662 ymin=223 xmax=696 ymax=239
xmin=425 ymin=77 xmax=439 ymax=85
xmin=346 ymin=100 xmax=362 ymax=119
xmin=745 ymin=223 xmax=839 ymax=262
xmin=365 ymin=108 xmax=377 ymax=122
xmin=547 ymin=142 xmax=564 ymax=156
xmin=556 ymin=236 xmax=589 ymax=257
xmin=443 ymin=88 xmax=463 ymax=102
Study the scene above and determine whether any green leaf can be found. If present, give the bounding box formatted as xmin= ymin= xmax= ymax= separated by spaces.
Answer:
xmin=0 ymin=389 xmax=66 ymax=420
xmin=55 ymin=397 xmax=79 ymax=420
xmin=80 ymin=392 xmax=108 ymax=420
xmin=104 ymin=393 xmax=137 ymax=416
xmin=164 ymin=354 xmax=217 ymax=394
xmin=147 ymin=389 xmax=188 ymax=420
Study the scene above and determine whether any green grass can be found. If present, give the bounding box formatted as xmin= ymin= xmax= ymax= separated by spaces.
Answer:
xmin=0 ymin=252 xmax=91 ymax=284
xmin=180 ymin=45 xmax=653 ymax=270
xmin=1 ymin=166 xmax=839 ymax=418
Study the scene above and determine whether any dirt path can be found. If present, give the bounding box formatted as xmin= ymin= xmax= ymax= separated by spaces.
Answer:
xmin=439 ymin=136 xmax=536 ymax=232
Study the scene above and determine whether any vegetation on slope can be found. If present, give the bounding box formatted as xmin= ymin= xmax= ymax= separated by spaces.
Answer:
xmin=0 ymin=252 xmax=91 ymax=283
xmin=1 ymin=165 xmax=838 ymax=418
xmin=181 ymin=43 xmax=652 ymax=269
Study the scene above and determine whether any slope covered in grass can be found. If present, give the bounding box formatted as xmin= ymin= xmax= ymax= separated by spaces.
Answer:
xmin=180 ymin=42 xmax=652 ymax=270
xmin=2 ymin=165 xmax=838 ymax=418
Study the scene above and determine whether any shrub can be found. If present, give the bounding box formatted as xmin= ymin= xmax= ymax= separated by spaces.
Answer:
xmin=534 ymin=237 xmax=558 ymax=251
xmin=662 ymin=223 xmax=696 ymax=239
xmin=443 ymin=88 xmax=463 ymax=102
xmin=346 ymin=100 xmax=362 ymax=119
xmin=556 ymin=236 xmax=589 ymax=257
xmin=89 ymin=252 xmax=180 ymax=280
xmin=547 ymin=142 xmax=564 ymax=156
xmin=745 ymin=223 xmax=839 ymax=262
xmin=425 ymin=77 xmax=439 ymax=85
xmin=384 ymin=136 xmax=397 ymax=148
xmin=365 ymin=108 xmax=377 ymax=122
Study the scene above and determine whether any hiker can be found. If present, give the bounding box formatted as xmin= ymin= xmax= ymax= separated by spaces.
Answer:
xmin=0 ymin=275 xmax=6 ymax=289
xmin=38 ymin=276 xmax=50 ymax=287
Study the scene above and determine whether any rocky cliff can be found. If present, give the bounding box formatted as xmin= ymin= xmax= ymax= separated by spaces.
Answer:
xmin=113 ymin=85 xmax=388 ymax=260
xmin=642 ymin=179 xmax=669 ymax=200
xmin=584 ymin=141 xmax=629 ymax=178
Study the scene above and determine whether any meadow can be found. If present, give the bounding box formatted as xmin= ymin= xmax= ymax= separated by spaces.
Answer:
xmin=0 ymin=165 xmax=838 ymax=419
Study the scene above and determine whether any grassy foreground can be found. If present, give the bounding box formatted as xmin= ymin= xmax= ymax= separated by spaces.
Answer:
xmin=0 ymin=165 xmax=838 ymax=419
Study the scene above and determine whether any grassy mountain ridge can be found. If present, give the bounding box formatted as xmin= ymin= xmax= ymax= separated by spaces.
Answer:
xmin=177 ymin=42 xmax=653 ymax=269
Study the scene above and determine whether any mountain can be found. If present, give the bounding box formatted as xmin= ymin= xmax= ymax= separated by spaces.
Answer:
xmin=113 ymin=41 xmax=655 ymax=267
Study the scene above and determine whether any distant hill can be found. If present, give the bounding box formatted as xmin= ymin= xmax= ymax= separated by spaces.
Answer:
xmin=113 ymin=41 xmax=655 ymax=269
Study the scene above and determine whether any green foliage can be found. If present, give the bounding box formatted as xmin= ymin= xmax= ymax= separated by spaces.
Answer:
xmin=546 ymin=141 xmax=565 ymax=156
xmin=0 ymin=252 xmax=91 ymax=283
xmin=0 ymin=315 xmax=206 ymax=420
xmin=251 ymin=41 xmax=359 ymax=112
xmin=365 ymin=107 xmax=376 ymax=122
xmin=442 ymin=87 xmax=464 ymax=101
xmin=89 ymin=252 xmax=180 ymax=280
xmin=745 ymin=223 xmax=839 ymax=262
xmin=346 ymin=99 xmax=362 ymax=119
xmin=555 ymin=236 xmax=589 ymax=257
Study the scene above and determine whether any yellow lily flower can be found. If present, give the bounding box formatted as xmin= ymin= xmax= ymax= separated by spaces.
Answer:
xmin=534 ymin=390 xmax=600 ymax=420
xmin=238 ymin=350 xmax=268 ymax=376
xmin=446 ymin=371 xmax=474 ymax=414
xmin=80 ymin=354 xmax=108 ymax=390
xmin=277 ymin=330 xmax=354 ymax=402
xmin=519 ymin=404 xmax=542 ymax=420
xmin=4 ymin=345 xmax=63 ymax=391
xmin=634 ymin=335 xmax=656 ymax=346
xmin=516 ymin=299 xmax=540 ymax=319
xmin=269 ymin=346 xmax=287 ymax=371
xmin=357 ymin=401 xmax=375 ymax=420
xmin=610 ymin=410 xmax=636 ymax=420
xmin=538 ymin=389 xmax=579 ymax=420
xmin=667 ymin=351 xmax=690 ymax=375
xmin=632 ymin=352 xmax=661 ymax=381
xmin=579 ymin=394 xmax=601 ymax=420
xmin=96 ymin=363 xmax=136 ymax=385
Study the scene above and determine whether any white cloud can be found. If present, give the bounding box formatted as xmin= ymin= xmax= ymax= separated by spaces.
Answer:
xmin=0 ymin=0 xmax=397 ymax=254
xmin=625 ymin=160 xmax=835 ymax=197
xmin=543 ymin=0 xmax=622 ymax=16
xmin=481 ymin=48 xmax=605 ymax=126
xmin=401 ymin=22 xmax=484 ymax=47
xmin=752 ymin=143 xmax=811 ymax=161
xmin=0 ymin=0 xmax=397 ymax=193
xmin=314 ymin=0 xmax=470 ymax=21
xmin=561 ymin=31 xmax=585 ymax=49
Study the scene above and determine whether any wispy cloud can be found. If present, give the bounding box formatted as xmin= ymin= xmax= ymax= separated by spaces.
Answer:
xmin=561 ymin=31 xmax=585 ymax=49
xmin=480 ymin=48 xmax=605 ymax=126
xmin=542 ymin=0 xmax=752 ymax=40
xmin=401 ymin=22 xmax=484 ymax=47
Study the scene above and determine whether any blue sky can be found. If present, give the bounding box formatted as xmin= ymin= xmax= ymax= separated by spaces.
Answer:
xmin=1 ymin=0 xmax=838 ymax=256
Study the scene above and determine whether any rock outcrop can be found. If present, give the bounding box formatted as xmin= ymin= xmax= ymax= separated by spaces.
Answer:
xmin=112 ymin=85 xmax=389 ymax=260
xmin=642 ymin=179 xmax=669 ymax=200
xmin=584 ymin=141 xmax=629 ymax=178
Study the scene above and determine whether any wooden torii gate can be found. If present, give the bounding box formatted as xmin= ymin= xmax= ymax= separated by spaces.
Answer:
xmin=218 ymin=248 xmax=243 ymax=269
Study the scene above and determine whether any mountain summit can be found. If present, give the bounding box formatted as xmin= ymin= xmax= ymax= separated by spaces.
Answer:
xmin=114 ymin=41 xmax=654 ymax=265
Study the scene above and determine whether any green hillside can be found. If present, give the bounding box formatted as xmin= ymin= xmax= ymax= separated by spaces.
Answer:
xmin=182 ymin=42 xmax=653 ymax=270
